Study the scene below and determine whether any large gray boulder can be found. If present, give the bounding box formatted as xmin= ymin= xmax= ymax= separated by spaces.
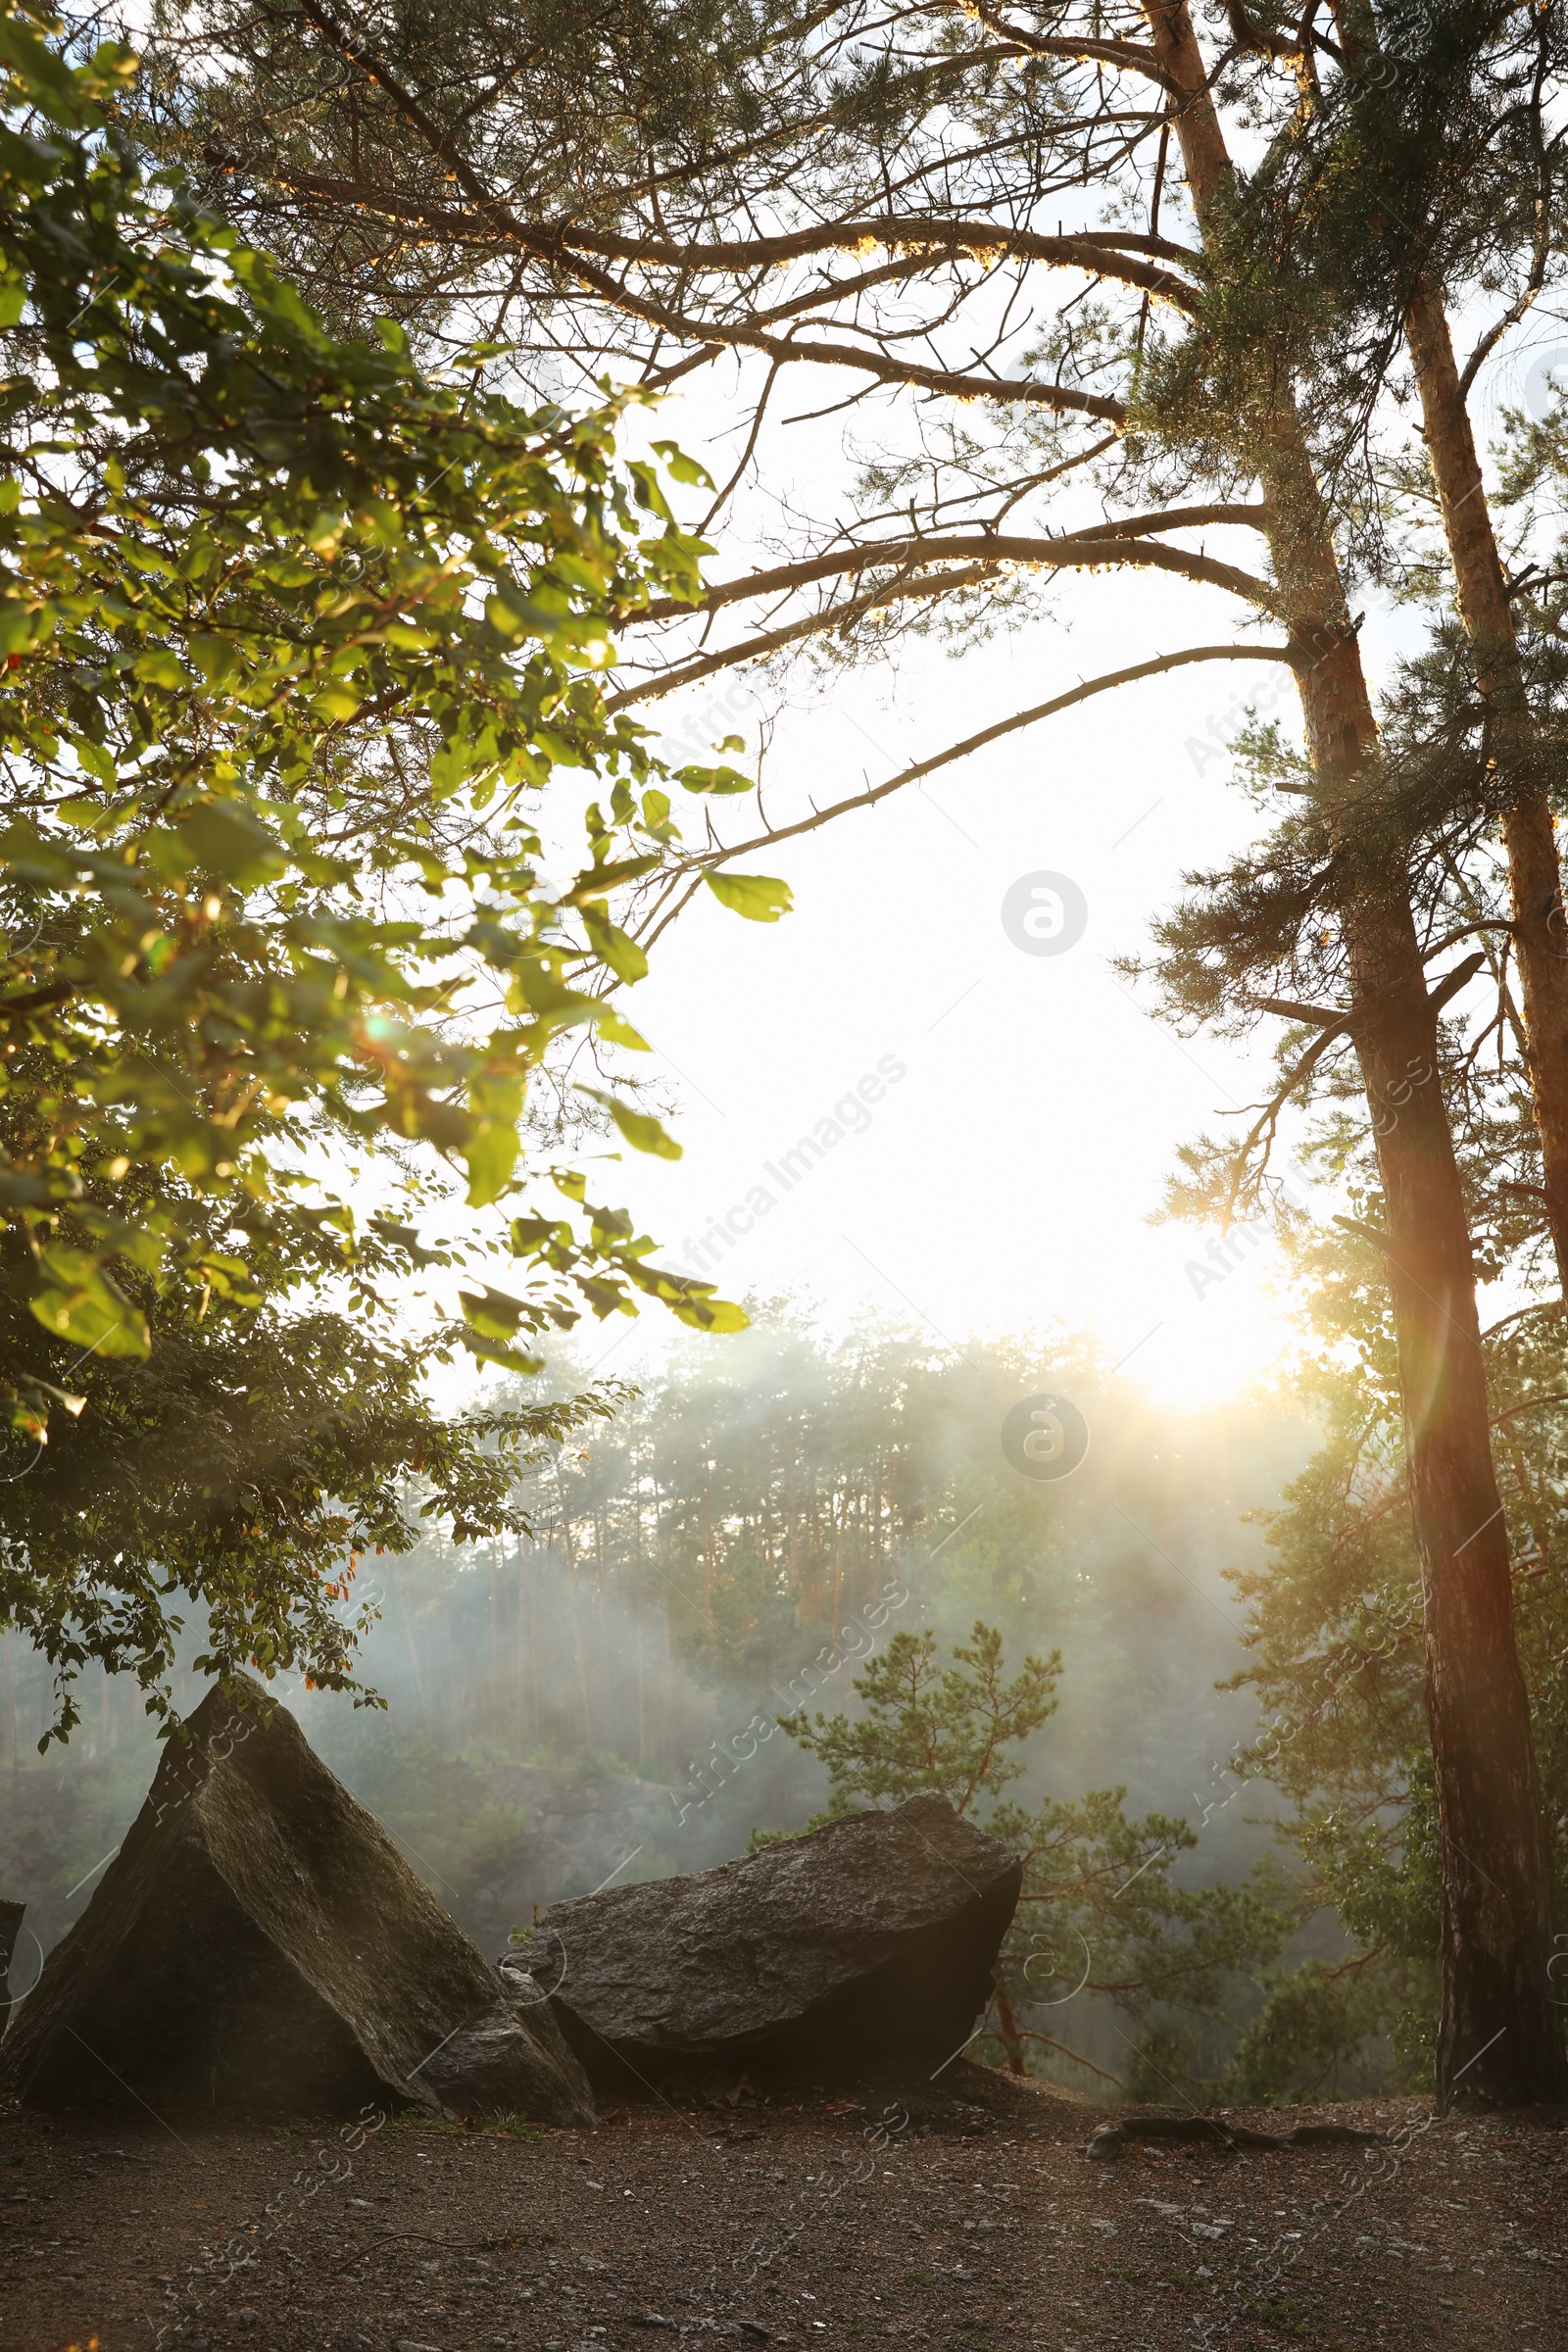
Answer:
xmin=528 ymin=1792 xmax=1021 ymax=2088
xmin=0 ymin=1677 xmax=594 ymax=2125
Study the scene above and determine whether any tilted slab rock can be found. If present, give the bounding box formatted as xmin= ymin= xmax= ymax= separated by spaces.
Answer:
xmin=0 ymin=1676 xmax=594 ymax=2124
xmin=528 ymin=1792 xmax=1021 ymax=2086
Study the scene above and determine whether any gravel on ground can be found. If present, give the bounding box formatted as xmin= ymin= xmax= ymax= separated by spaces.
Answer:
xmin=2 ymin=2062 xmax=1564 ymax=2352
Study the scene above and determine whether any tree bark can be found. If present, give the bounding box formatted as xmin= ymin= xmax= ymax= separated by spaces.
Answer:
xmin=1301 ymin=634 xmax=1563 ymax=2107
xmin=1402 ymin=279 xmax=1568 ymax=1297
xmin=992 ymin=1975 xmax=1029 ymax=2076
xmin=1147 ymin=0 xmax=1565 ymax=2106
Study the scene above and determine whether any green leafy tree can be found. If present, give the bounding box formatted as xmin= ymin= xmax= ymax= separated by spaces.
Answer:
xmin=0 ymin=1175 xmax=633 ymax=1739
xmin=0 ymin=4 xmax=788 ymax=1730
xmin=0 ymin=3 xmax=777 ymax=1400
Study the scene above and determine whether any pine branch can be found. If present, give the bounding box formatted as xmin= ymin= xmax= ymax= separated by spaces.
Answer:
xmin=632 ymin=521 xmax=1278 ymax=625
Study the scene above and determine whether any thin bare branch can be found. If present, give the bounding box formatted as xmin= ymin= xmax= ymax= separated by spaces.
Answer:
xmin=607 ymin=568 xmax=1000 ymax=710
xmin=668 ymin=642 xmax=1298 ymax=872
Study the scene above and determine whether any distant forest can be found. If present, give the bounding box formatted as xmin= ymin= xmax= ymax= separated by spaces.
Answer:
xmin=3 ymin=1303 xmax=1314 ymax=2093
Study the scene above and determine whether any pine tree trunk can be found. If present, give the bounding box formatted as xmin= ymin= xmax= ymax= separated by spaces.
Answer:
xmin=1300 ymin=637 xmax=1563 ymax=2106
xmin=992 ymin=1977 xmax=1028 ymax=2077
xmin=1145 ymin=0 xmax=1565 ymax=2106
xmin=1402 ymin=279 xmax=1568 ymax=1295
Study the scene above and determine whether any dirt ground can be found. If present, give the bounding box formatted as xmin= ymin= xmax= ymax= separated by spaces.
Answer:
xmin=1 ymin=2063 xmax=1565 ymax=2352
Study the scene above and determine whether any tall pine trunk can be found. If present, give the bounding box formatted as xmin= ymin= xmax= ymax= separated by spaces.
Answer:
xmin=1146 ymin=0 xmax=1564 ymax=2105
xmin=1402 ymin=281 xmax=1568 ymax=1297
xmin=1300 ymin=630 xmax=1563 ymax=2105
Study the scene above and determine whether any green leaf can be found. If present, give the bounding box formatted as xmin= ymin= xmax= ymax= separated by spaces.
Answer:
xmin=188 ymin=634 xmax=242 ymax=686
xmin=463 ymin=1071 xmax=523 ymax=1207
xmin=704 ymin=870 xmax=793 ymax=922
xmin=594 ymin=1006 xmax=652 ymax=1052
xmin=305 ymin=510 xmax=349 ymax=555
xmin=486 ymin=580 xmax=574 ymax=642
xmin=73 ymin=738 xmax=117 ymax=785
xmin=625 ymin=460 xmax=675 ymax=522
xmin=455 ymin=1286 xmax=547 ymax=1372
xmin=456 ymin=1328 xmax=546 ymax=1377
xmin=676 ymin=1291 xmax=749 ymax=1333
xmin=458 ymin=1283 xmax=532 ymax=1342
xmin=676 ymin=763 xmax=754 ymax=796
xmin=0 ymin=818 xmax=81 ymax=884
xmin=28 ymin=1251 xmax=150 ymax=1358
xmin=651 ymin=440 xmax=715 ymax=490
xmin=132 ymin=648 xmax=188 ymax=688
xmin=577 ymin=1087 xmax=682 ymax=1159
xmin=177 ymin=800 xmax=287 ymax=885
xmin=464 ymin=1121 xmax=519 ymax=1207
xmin=510 ymin=1212 xmax=568 ymax=1253
xmin=0 ymin=598 xmax=40 ymax=657
xmin=627 ymin=1262 xmax=750 ymax=1331
xmin=581 ymin=904 xmax=649 ymax=983
xmin=428 ymin=739 xmax=475 ymax=799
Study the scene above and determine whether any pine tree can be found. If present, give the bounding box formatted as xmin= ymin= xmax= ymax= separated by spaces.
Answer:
xmin=139 ymin=0 xmax=1568 ymax=2098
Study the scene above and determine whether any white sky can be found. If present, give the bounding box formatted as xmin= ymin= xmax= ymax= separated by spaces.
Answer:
xmin=562 ymin=510 xmax=1340 ymax=1411
xmin=494 ymin=315 xmax=1567 ymax=1412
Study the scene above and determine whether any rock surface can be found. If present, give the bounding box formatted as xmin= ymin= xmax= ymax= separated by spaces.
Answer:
xmin=531 ymin=1791 xmax=1021 ymax=2087
xmin=0 ymin=1676 xmax=594 ymax=2124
